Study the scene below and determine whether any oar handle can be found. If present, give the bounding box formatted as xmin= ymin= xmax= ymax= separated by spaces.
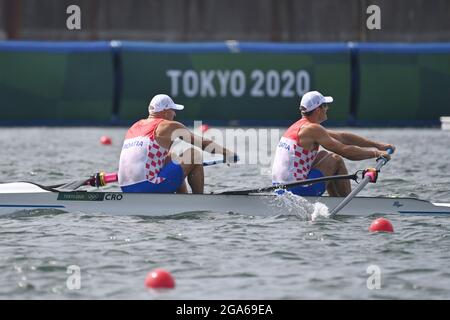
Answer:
xmin=202 ymin=159 xmax=225 ymax=167
xmin=375 ymin=147 xmax=394 ymax=168
xmin=203 ymin=155 xmax=240 ymax=167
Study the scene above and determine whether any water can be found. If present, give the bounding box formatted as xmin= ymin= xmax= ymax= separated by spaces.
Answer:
xmin=0 ymin=127 xmax=449 ymax=299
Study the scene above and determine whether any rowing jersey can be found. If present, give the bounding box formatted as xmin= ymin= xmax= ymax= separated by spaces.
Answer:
xmin=272 ymin=118 xmax=319 ymax=183
xmin=118 ymin=119 xmax=169 ymax=188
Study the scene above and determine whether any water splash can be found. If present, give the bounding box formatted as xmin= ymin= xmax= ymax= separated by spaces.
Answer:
xmin=267 ymin=191 xmax=330 ymax=221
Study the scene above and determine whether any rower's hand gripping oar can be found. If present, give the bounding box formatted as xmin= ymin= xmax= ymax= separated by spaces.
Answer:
xmin=328 ymin=148 xmax=394 ymax=218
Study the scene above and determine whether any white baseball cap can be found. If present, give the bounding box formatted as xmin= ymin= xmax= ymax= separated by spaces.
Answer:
xmin=300 ymin=91 xmax=333 ymax=112
xmin=148 ymin=94 xmax=184 ymax=113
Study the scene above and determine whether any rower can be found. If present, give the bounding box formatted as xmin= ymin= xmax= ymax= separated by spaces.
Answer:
xmin=118 ymin=94 xmax=237 ymax=194
xmin=271 ymin=91 xmax=395 ymax=197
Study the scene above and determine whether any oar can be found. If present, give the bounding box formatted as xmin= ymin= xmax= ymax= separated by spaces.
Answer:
xmin=218 ymin=172 xmax=359 ymax=195
xmin=50 ymin=172 xmax=118 ymax=191
xmin=328 ymin=148 xmax=394 ymax=218
xmin=50 ymin=156 xmax=239 ymax=191
xmin=203 ymin=154 xmax=239 ymax=167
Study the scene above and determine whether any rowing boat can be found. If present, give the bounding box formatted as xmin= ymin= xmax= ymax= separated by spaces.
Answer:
xmin=1 ymin=182 xmax=449 ymax=217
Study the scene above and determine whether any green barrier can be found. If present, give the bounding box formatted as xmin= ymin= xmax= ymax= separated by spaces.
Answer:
xmin=0 ymin=42 xmax=114 ymax=123
xmin=119 ymin=43 xmax=351 ymax=125
xmin=357 ymin=45 xmax=450 ymax=124
xmin=2 ymin=42 xmax=450 ymax=127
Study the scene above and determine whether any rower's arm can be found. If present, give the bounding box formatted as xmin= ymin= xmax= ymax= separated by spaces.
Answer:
xmin=327 ymin=130 xmax=380 ymax=148
xmin=169 ymin=122 xmax=235 ymax=159
xmin=192 ymin=133 xmax=235 ymax=159
xmin=309 ymin=125 xmax=379 ymax=161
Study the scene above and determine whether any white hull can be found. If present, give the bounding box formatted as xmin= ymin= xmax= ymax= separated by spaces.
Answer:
xmin=0 ymin=183 xmax=449 ymax=217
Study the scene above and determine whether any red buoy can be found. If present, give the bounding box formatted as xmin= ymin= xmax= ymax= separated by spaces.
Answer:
xmin=145 ymin=268 xmax=175 ymax=289
xmin=199 ymin=124 xmax=210 ymax=133
xmin=369 ymin=218 xmax=394 ymax=233
xmin=100 ymin=135 xmax=112 ymax=145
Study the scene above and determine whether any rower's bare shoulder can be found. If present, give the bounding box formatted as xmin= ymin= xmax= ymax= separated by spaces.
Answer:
xmin=300 ymin=123 xmax=326 ymax=136
xmin=158 ymin=120 xmax=185 ymax=131
xmin=157 ymin=121 xmax=189 ymax=140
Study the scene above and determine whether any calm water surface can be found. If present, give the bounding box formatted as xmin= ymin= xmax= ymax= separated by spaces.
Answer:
xmin=0 ymin=127 xmax=449 ymax=299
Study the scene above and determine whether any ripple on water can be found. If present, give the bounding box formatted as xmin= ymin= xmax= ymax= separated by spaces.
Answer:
xmin=1 ymin=128 xmax=450 ymax=299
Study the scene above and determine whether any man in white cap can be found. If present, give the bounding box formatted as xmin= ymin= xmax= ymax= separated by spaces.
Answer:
xmin=272 ymin=90 xmax=395 ymax=197
xmin=118 ymin=94 xmax=237 ymax=193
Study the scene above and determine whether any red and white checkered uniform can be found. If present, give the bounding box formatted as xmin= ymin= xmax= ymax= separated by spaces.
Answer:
xmin=118 ymin=118 xmax=169 ymax=187
xmin=272 ymin=118 xmax=318 ymax=183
